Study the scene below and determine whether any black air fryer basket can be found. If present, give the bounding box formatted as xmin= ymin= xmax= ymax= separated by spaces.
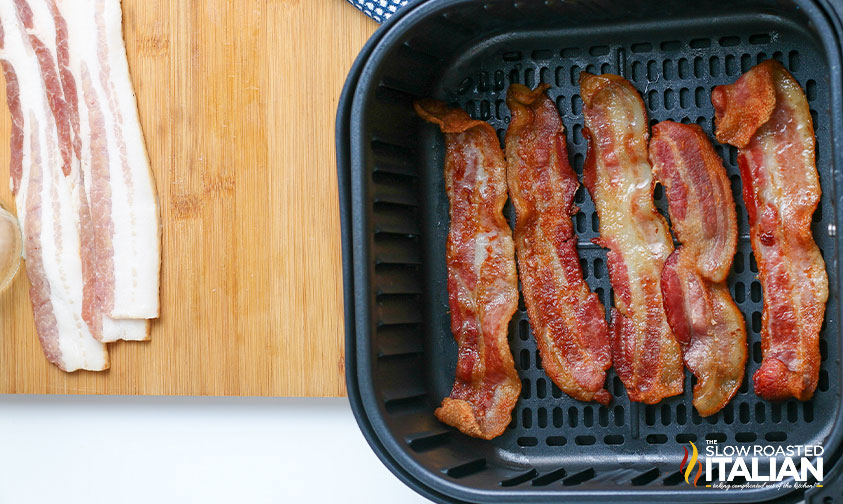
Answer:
xmin=337 ymin=0 xmax=843 ymax=502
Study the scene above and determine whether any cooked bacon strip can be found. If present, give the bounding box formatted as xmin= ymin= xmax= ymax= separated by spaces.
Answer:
xmin=713 ymin=60 xmax=828 ymax=401
xmin=415 ymin=99 xmax=520 ymax=439
xmin=55 ymin=0 xmax=159 ymax=341
xmin=712 ymin=66 xmax=775 ymax=149
xmin=650 ymin=121 xmax=747 ymax=416
xmin=504 ymin=83 xmax=611 ymax=405
xmin=0 ymin=2 xmax=107 ymax=371
xmin=579 ymin=73 xmax=684 ymax=404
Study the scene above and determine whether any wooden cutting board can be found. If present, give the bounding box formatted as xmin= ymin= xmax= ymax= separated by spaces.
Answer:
xmin=0 ymin=0 xmax=378 ymax=396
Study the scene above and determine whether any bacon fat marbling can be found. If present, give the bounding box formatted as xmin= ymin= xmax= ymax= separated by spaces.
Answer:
xmin=713 ymin=60 xmax=827 ymax=401
xmin=650 ymin=121 xmax=747 ymax=416
xmin=505 ymin=83 xmax=611 ymax=405
xmin=415 ymin=99 xmax=520 ymax=439
xmin=580 ymin=73 xmax=684 ymax=404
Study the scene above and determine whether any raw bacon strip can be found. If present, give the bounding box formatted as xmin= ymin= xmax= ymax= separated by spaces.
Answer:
xmin=415 ymin=99 xmax=520 ymax=440
xmin=650 ymin=121 xmax=747 ymax=416
xmin=713 ymin=60 xmax=828 ymax=401
xmin=18 ymin=0 xmax=148 ymax=344
xmin=504 ymin=83 xmax=611 ymax=405
xmin=579 ymin=73 xmax=684 ymax=404
xmin=56 ymin=0 xmax=159 ymax=341
xmin=0 ymin=2 xmax=107 ymax=371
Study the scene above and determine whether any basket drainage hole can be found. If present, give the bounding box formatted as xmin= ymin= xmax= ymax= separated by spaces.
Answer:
xmin=563 ymin=468 xmax=596 ymax=486
xmin=676 ymin=433 xmax=697 ymax=443
xmin=749 ymin=33 xmax=771 ymax=44
xmin=520 ymin=349 xmax=530 ymax=370
xmin=765 ymin=431 xmax=787 ymax=442
xmin=575 ymin=435 xmax=596 ymax=446
xmin=531 ymin=49 xmax=553 ymax=61
xmin=631 ymin=468 xmax=661 ymax=486
xmin=735 ymin=432 xmax=757 ymax=443
xmin=661 ymin=40 xmax=681 ymax=51
xmin=645 ymin=405 xmax=656 ymax=426
xmin=444 ymin=458 xmax=486 ymax=479
xmin=604 ymin=435 xmax=624 ymax=445
xmin=517 ymin=437 xmax=538 ymax=447
xmin=631 ymin=42 xmax=652 ymax=53
xmin=719 ymin=36 xmax=740 ymax=47
xmin=519 ymin=319 xmax=530 ymax=341
xmin=690 ymin=38 xmax=711 ymax=48
xmin=522 ymin=381 xmax=532 ymax=400
xmin=646 ymin=434 xmax=668 ymax=444
xmin=500 ymin=469 xmax=538 ymax=487
xmin=663 ymin=470 xmax=684 ymax=486
xmin=406 ymin=431 xmax=449 ymax=452
xmin=546 ymin=436 xmax=567 ymax=447
xmin=531 ymin=467 xmax=567 ymax=487
xmin=706 ymin=432 xmax=727 ymax=443
xmin=383 ymin=394 xmax=427 ymax=414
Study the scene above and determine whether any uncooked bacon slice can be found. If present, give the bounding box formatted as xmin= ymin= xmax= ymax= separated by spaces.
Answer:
xmin=713 ymin=60 xmax=828 ymax=401
xmin=415 ymin=99 xmax=520 ymax=440
xmin=579 ymin=73 xmax=684 ymax=404
xmin=0 ymin=1 xmax=107 ymax=371
xmin=55 ymin=0 xmax=160 ymax=341
xmin=650 ymin=121 xmax=747 ymax=416
xmin=504 ymin=83 xmax=611 ymax=405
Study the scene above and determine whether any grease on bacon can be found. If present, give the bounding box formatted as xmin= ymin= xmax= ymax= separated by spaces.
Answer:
xmin=579 ymin=72 xmax=684 ymax=404
xmin=415 ymin=99 xmax=520 ymax=440
xmin=650 ymin=121 xmax=747 ymax=416
xmin=712 ymin=60 xmax=827 ymax=401
xmin=504 ymin=83 xmax=611 ymax=405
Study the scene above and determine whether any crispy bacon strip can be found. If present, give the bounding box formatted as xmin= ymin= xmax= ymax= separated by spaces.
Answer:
xmin=713 ymin=60 xmax=828 ymax=401
xmin=504 ymin=83 xmax=611 ymax=405
xmin=712 ymin=67 xmax=775 ymax=149
xmin=415 ymin=99 xmax=520 ymax=439
xmin=580 ymin=73 xmax=684 ymax=404
xmin=650 ymin=121 xmax=747 ymax=416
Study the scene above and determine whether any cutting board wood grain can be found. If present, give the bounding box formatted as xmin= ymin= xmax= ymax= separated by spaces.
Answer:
xmin=0 ymin=0 xmax=377 ymax=396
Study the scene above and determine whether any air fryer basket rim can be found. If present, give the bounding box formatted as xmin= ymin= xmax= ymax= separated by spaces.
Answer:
xmin=336 ymin=4 xmax=462 ymax=503
xmin=339 ymin=0 xmax=843 ymax=502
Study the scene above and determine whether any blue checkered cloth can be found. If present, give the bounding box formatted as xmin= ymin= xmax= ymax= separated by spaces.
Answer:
xmin=347 ymin=0 xmax=409 ymax=23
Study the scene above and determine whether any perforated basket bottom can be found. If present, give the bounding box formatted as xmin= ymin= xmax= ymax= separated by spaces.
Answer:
xmin=404 ymin=16 xmax=839 ymax=488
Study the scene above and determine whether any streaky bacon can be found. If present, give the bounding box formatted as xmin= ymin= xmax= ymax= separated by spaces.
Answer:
xmin=18 ymin=0 xmax=109 ymax=345
xmin=13 ymin=0 xmax=71 ymax=177
xmin=650 ymin=121 xmax=747 ymax=416
xmin=16 ymin=0 xmax=151 ymax=346
xmin=0 ymin=44 xmax=23 ymax=195
xmin=713 ymin=60 xmax=828 ymax=401
xmin=579 ymin=72 xmax=684 ymax=404
xmin=504 ymin=83 xmax=611 ymax=405
xmin=55 ymin=0 xmax=159 ymax=341
xmin=415 ymin=99 xmax=521 ymax=439
xmin=0 ymin=1 xmax=108 ymax=371
xmin=1 ymin=0 xmax=158 ymax=370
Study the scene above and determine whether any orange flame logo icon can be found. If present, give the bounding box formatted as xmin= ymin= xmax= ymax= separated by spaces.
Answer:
xmin=680 ymin=441 xmax=703 ymax=486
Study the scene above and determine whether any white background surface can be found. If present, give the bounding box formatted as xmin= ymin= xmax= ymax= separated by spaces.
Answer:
xmin=0 ymin=396 xmax=431 ymax=504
